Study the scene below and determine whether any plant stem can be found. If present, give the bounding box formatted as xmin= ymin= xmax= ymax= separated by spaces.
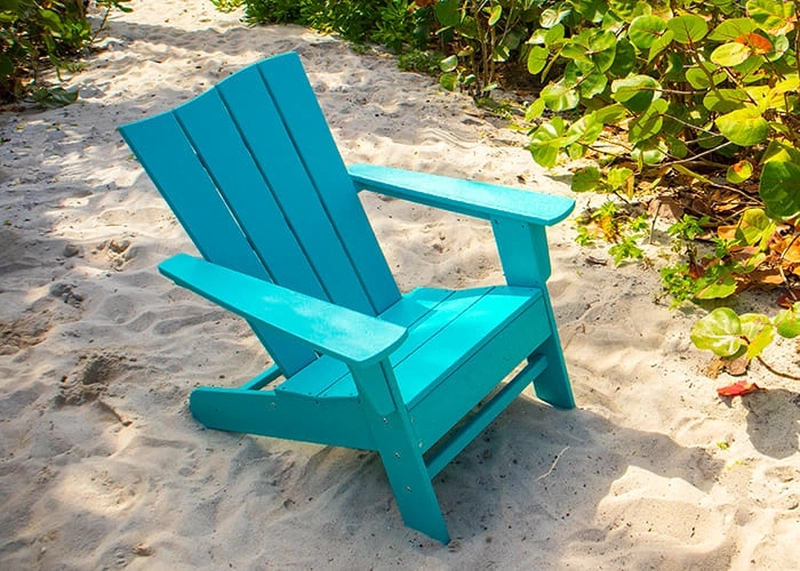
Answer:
xmin=756 ymin=356 xmax=800 ymax=381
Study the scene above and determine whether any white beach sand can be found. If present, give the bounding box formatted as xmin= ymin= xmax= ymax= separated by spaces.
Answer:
xmin=1 ymin=0 xmax=799 ymax=568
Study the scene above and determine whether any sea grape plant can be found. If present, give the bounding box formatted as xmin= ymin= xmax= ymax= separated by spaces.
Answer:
xmin=524 ymin=0 xmax=800 ymax=223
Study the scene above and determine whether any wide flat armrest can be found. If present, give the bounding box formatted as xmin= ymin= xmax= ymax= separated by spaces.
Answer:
xmin=159 ymin=254 xmax=408 ymax=367
xmin=349 ymin=163 xmax=575 ymax=226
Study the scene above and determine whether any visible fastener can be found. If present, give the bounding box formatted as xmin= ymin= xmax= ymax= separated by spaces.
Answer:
xmin=394 ymin=452 xmax=401 ymax=458
xmin=382 ymin=417 xmax=388 ymax=424
xmin=270 ymin=402 xmax=276 ymax=408
xmin=405 ymin=486 xmax=412 ymax=493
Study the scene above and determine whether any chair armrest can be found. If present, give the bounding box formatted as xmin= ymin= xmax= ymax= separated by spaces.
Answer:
xmin=158 ymin=254 xmax=408 ymax=367
xmin=348 ymin=163 xmax=575 ymax=226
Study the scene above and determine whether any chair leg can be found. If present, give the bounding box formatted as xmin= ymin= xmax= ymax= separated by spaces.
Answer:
xmin=531 ymin=326 xmax=575 ymax=410
xmin=375 ymin=414 xmax=450 ymax=544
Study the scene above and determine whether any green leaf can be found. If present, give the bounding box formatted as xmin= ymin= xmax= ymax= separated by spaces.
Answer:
xmin=529 ymin=118 xmax=565 ymax=167
xmin=440 ymin=72 xmax=459 ymax=91
xmin=541 ymin=80 xmax=580 ymax=111
xmin=525 ymin=98 xmax=546 ymax=122
xmin=746 ymin=0 xmax=796 ymax=35
xmin=578 ymin=71 xmax=608 ymax=98
xmin=740 ymin=313 xmax=774 ymax=359
xmin=588 ymin=30 xmax=617 ymax=52
xmin=440 ymin=55 xmax=458 ymax=72
xmin=667 ymin=14 xmax=708 ymax=44
xmin=726 ymin=160 xmax=754 ymax=184
xmin=703 ymin=88 xmax=749 ymax=113
xmin=632 ymin=138 xmax=668 ymax=165
xmin=434 ymin=0 xmax=461 ymax=27
xmin=544 ymin=24 xmax=565 ymax=47
xmin=566 ymin=115 xmax=603 ymax=145
xmin=710 ymin=42 xmax=752 ymax=66
xmin=715 ymin=106 xmax=769 ymax=145
xmin=685 ymin=63 xmax=726 ymax=89
xmin=736 ymin=208 xmax=775 ymax=248
xmin=628 ymin=15 xmax=667 ymax=49
xmin=38 ymin=8 xmax=62 ymax=31
xmin=611 ymin=74 xmax=660 ymax=112
xmin=571 ymin=166 xmax=604 ymax=192
xmin=608 ymin=38 xmax=636 ymax=77
xmin=691 ymin=307 xmax=746 ymax=357
xmin=527 ymin=46 xmax=548 ymax=74
xmin=759 ymin=157 xmax=800 ymax=219
xmin=540 ymin=6 xmax=572 ymax=28
xmin=709 ymin=18 xmax=757 ymax=41
xmin=488 ymin=5 xmax=502 ymax=26
xmin=606 ymin=166 xmax=634 ymax=192
xmin=592 ymin=103 xmax=628 ymax=125
xmin=29 ymin=86 xmax=79 ymax=108
xmin=648 ymin=29 xmax=674 ymax=62
xmin=695 ymin=274 xmax=738 ymax=299
xmin=608 ymin=0 xmax=637 ymax=20
xmin=775 ymin=303 xmax=800 ymax=338
xmin=628 ymin=98 xmax=667 ymax=143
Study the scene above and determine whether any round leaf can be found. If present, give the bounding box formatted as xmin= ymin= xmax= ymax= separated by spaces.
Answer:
xmin=667 ymin=14 xmax=708 ymax=44
xmin=440 ymin=55 xmax=458 ymax=72
xmin=691 ymin=307 xmax=746 ymax=357
xmin=740 ymin=313 xmax=774 ymax=359
xmin=527 ymin=46 xmax=548 ymax=74
xmin=759 ymin=158 xmax=800 ymax=219
xmin=611 ymin=74 xmax=661 ymax=112
xmin=541 ymin=81 xmax=580 ymax=111
xmin=571 ymin=166 xmax=604 ymax=192
xmin=735 ymin=207 xmax=775 ymax=248
xmin=715 ymin=106 xmax=768 ymax=145
xmin=710 ymin=42 xmax=752 ymax=66
xmin=746 ymin=0 xmax=796 ymax=35
xmin=434 ymin=0 xmax=461 ymax=27
xmin=726 ymin=160 xmax=754 ymax=183
xmin=775 ymin=303 xmax=800 ymax=338
xmin=709 ymin=17 xmax=757 ymax=41
xmin=629 ymin=15 xmax=667 ymax=49
xmin=608 ymin=38 xmax=636 ymax=77
xmin=439 ymin=72 xmax=459 ymax=91
xmin=540 ymin=6 xmax=572 ymax=28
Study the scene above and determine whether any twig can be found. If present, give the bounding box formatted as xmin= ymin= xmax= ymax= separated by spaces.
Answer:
xmin=536 ymin=445 xmax=570 ymax=481
xmin=756 ymin=356 xmax=800 ymax=381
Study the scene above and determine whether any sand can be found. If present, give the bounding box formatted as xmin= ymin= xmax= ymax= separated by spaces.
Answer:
xmin=1 ymin=0 xmax=799 ymax=568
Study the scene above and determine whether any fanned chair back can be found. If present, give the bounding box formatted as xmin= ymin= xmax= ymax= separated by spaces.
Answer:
xmin=120 ymin=53 xmax=401 ymax=376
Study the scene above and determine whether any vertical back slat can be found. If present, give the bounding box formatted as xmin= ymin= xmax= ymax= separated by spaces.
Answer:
xmin=119 ymin=113 xmax=317 ymax=376
xmin=173 ymin=88 xmax=328 ymax=302
xmin=256 ymin=53 xmax=401 ymax=314
xmin=214 ymin=67 xmax=376 ymax=314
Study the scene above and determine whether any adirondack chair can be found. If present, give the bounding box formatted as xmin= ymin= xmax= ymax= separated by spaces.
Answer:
xmin=119 ymin=51 xmax=575 ymax=544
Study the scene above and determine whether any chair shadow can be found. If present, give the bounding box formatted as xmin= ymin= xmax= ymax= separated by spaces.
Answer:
xmin=422 ymin=395 xmax=724 ymax=543
xmin=741 ymin=388 xmax=800 ymax=459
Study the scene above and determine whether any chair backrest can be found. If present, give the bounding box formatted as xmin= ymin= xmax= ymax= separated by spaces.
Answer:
xmin=120 ymin=52 xmax=401 ymax=375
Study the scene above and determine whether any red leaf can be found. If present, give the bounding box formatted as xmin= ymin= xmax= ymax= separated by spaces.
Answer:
xmin=716 ymin=380 xmax=764 ymax=397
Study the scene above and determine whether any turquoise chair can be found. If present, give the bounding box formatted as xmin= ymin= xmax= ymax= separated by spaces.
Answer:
xmin=119 ymin=52 xmax=575 ymax=543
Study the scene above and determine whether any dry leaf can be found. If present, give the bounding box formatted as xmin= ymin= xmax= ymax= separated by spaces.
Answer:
xmin=717 ymin=380 xmax=764 ymax=397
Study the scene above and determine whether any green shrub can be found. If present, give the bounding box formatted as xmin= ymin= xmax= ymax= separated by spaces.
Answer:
xmin=0 ymin=0 xmax=131 ymax=104
xmin=241 ymin=0 xmax=434 ymax=51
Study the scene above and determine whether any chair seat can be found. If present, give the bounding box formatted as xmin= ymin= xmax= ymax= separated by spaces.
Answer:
xmin=277 ymin=286 xmax=548 ymax=431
